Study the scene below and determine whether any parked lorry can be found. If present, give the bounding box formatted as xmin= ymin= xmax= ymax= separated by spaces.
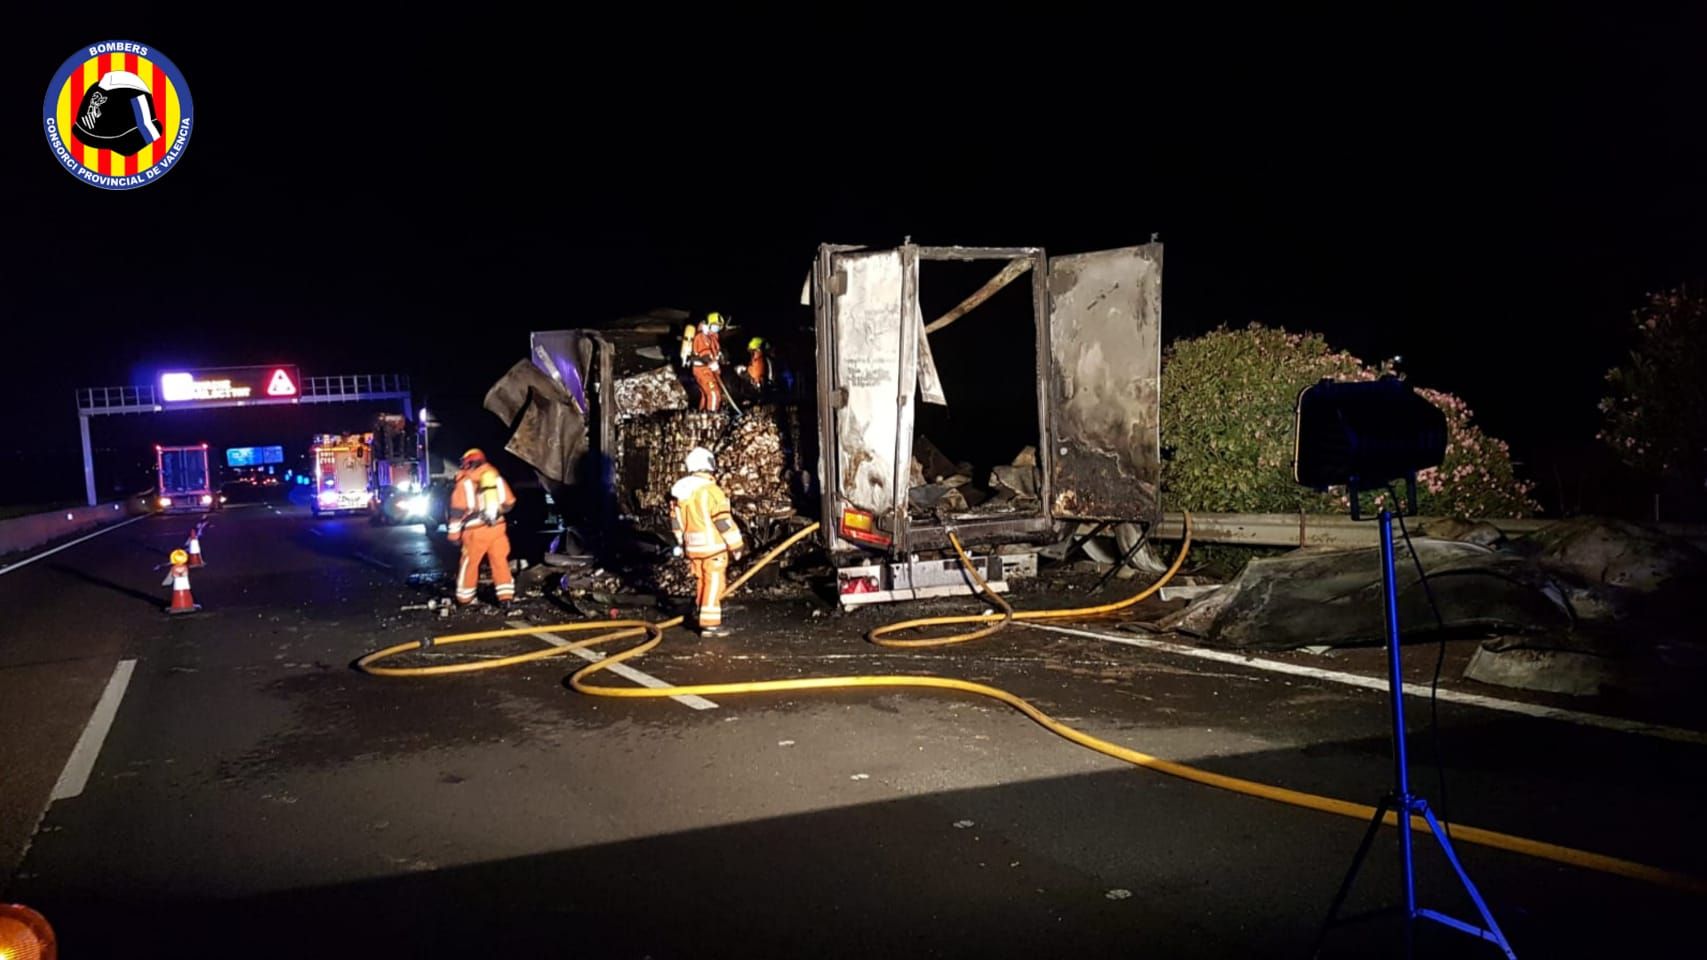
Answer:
xmin=486 ymin=240 xmax=1163 ymax=605
xmin=154 ymin=443 xmax=217 ymax=514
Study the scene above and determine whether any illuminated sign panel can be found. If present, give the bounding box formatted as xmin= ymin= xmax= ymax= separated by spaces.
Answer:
xmin=159 ymin=366 xmax=300 ymax=404
xmin=226 ymin=446 xmax=285 ymax=467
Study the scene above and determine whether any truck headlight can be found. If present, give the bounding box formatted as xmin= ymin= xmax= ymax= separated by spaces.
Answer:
xmin=400 ymin=495 xmax=429 ymax=517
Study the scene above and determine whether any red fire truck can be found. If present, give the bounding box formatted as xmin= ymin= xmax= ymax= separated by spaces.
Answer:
xmin=310 ymin=433 xmax=374 ymax=516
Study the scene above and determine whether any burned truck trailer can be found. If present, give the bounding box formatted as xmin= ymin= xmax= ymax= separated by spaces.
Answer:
xmin=812 ymin=242 xmax=1163 ymax=598
xmin=487 ymin=240 xmax=1161 ymax=604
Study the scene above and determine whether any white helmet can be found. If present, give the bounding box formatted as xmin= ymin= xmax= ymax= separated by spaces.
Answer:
xmin=685 ymin=447 xmax=716 ymax=473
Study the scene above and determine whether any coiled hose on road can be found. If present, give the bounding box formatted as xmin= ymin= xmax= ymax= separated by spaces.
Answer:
xmin=356 ymin=515 xmax=1707 ymax=896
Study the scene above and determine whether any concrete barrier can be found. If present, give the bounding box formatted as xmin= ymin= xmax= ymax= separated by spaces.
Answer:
xmin=0 ymin=495 xmax=153 ymax=559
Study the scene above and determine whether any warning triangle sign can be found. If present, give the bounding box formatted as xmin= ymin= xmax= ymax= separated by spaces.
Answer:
xmin=267 ymin=368 xmax=298 ymax=396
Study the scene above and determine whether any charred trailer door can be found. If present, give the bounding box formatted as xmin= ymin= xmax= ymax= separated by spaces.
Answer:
xmin=1045 ymin=244 xmax=1163 ymax=524
xmin=814 ymin=245 xmax=919 ymax=556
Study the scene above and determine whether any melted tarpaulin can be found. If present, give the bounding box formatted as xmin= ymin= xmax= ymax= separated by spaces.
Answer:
xmin=484 ymin=358 xmax=590 ymax=486
xmin=1166 ymin=539 xmax=1573 ymax=650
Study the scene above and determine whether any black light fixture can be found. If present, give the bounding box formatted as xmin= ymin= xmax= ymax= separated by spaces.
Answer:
xmin=1293 ymin=376 xmax=1448 ymax=519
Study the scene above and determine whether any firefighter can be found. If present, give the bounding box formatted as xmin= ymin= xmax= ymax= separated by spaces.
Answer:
xmin=739 ymin=336 xmax=772 ymax=394
xmin=686 ymin=312 xmax=726 ymax=411
xmin=447 ymin=448 xmax=517 ymax=608
xmin=670 ymin=446 xmax=745 ymax=637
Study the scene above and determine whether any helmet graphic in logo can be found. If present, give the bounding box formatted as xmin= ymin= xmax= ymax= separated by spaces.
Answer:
xmin=74 ymin=71 xmax=162 ymax=156
xmin=43 ymin=40 xmax=194 ymax=191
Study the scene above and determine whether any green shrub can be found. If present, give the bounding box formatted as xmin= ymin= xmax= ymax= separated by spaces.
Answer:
xmin=1161 ymin=325 xmax=1539 ymax=519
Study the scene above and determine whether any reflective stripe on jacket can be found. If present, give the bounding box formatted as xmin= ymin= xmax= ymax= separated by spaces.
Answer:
xmin=670 ymin=472 xmax=744 ymax=558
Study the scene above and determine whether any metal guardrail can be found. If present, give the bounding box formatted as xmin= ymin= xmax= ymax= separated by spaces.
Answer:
xmin=1148 ymin=512 xmax=1707 ymax=547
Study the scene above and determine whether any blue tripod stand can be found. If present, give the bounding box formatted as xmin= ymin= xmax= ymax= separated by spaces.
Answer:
xmin=1312 ymin=508 xmax=1518 ymax=959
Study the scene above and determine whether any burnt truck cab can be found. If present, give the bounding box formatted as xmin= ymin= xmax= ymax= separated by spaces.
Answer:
xmin=811 ymin=242 xmax=1162 ymax=599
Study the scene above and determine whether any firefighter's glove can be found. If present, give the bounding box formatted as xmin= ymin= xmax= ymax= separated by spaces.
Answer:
xmin=731 ymin=546 xmax=746 ymax=562
xmin=447 ymin=521 xmax=463 ymax=544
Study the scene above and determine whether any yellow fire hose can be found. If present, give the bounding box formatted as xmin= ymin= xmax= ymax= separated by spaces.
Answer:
xmin=356 ymin=516 xmax=1707 ymax=897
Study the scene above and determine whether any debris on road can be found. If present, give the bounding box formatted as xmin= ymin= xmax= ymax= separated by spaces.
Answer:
xmin=1160 ymin=538 xmax=1570 ymax=650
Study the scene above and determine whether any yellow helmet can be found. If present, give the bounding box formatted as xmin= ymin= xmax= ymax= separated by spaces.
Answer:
xmin=748 ymin=337 xmax=765 ymax=351
xmin=705 ymin=311 xmax=724 ymax=330
xmin=460 ymin=448 xmax=486 ymax=469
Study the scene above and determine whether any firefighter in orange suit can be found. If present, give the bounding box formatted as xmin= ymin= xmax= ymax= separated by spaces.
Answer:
xmin=687 ymin=312 xmax=726 ymax=411
xmin=740 ymin=336 xmax=772 ymax=394
xmin=447 ymin=448 xmax=517 ymax=607
xmin=670 ymin=446 xmax=745 ymax=636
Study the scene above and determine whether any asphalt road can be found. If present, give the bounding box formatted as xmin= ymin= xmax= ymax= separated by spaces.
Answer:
xmin=2 ymin=503 xmax=1704 ymax=958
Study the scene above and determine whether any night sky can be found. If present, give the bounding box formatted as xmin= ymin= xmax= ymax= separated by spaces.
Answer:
xmin=4 ymin=9 xmax=1703 ymax=512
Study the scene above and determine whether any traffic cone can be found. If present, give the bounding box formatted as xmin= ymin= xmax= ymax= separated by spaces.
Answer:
xmin=186 ymin=524 xmax=206 ymax=567
xmin=164 ymin=549 xmax=201 ymax=615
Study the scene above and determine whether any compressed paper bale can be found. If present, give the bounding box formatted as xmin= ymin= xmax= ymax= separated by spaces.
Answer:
xmin=615 ymin=365 xmax=692 ymax=419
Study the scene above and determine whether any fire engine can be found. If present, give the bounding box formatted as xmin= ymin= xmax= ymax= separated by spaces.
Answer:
xmin=367 ymin=413 xmax=430 ymax=524
xmin=310 ymin=433 xmax=374 ymax=516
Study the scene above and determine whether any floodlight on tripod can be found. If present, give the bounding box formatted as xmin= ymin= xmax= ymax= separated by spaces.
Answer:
xmin=1293 ymin=375 xmax=1449 ymax=519
xmin=1294 ymin=376 xmax=1518 ymax=959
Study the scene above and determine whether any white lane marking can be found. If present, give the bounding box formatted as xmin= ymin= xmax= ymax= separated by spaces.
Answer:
xmin=507 ymin=621 xmax=717 ymax=711
xmin=0 ymin=514 xmax=148 ymax=577
xmin=50 ymin=658 xmax=138 ymax=801
xmin=1025 ymin=623 xmax=1707 ymax=747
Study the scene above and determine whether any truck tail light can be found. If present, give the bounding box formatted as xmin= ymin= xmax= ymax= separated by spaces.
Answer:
xmin=839 ymin=507 xmax=891 ymax=548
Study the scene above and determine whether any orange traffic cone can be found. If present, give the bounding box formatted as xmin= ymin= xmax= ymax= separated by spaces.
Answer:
xmin=163 ymin=549 xmax=201 ymax=615
xmin=186 ymin=525 xmax=205 ymax=567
